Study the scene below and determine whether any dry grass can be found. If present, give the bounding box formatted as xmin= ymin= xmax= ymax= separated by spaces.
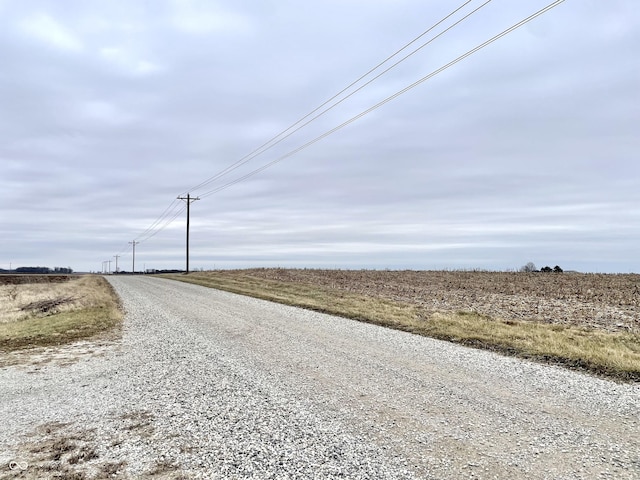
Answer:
xmin=0 ymin=275 xmax=123 ymax=351
xmin=163 ymin=270 xmax=640 ymax=382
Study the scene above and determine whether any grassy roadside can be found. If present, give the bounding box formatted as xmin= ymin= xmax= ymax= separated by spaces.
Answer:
xmin=0 ymin=275 xmax=123 ymax=352
xmin=163 ymin=271 xmax=640 ymax=382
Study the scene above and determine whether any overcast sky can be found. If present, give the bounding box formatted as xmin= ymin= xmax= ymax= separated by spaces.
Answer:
xmin=1 ymin=0 xmax=638 ymax=273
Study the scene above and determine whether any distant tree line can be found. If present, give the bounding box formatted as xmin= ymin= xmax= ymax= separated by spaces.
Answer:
xmin=520 ymin=262 xmax=563 ymax=273
xmin=113 ymin=269 xmax=184 ymax=275
xmin=0 ymin=266 xmax=73 ymax=274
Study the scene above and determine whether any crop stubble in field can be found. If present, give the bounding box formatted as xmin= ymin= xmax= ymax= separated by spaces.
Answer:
xmin=240 ymin=269 xmax=640 ymax=332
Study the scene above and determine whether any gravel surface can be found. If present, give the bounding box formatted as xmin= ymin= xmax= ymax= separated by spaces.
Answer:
xmin=1 ymin=276 xmax=638 ymax=479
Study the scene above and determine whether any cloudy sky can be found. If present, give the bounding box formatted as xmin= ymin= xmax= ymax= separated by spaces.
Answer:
xmin=1 ymin=0 xmax=638 ymax=273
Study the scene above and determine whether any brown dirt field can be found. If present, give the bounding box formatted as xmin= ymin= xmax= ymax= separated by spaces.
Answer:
xmin=227 ymin=269 xmax=640 ymax=334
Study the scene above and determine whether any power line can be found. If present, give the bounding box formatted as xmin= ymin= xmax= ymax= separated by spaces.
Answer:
xmin=113 ymin=200 xmax=185 ymax=258
xmin=137 ymin=206 xmax=185 ymax=243
xmin=137 ymin=204 xmax=187 ymax=244
xmin=181 ymin=0 xmax=490 ymax=198
xmin=197 ymin=0 xmax=566 ymax=199
xmin=135 ymin=199 xmax=183 ymax=242
xmin=113 ymin=203 xmax=186 ymax=263
xmin=114 ymin=0 xmax=566 ymax=257
xmin=115 ymin=1 xmax=491 ymax=254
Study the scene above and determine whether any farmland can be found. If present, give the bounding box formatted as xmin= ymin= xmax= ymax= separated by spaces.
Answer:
xmin=166 ymin=269 xmax=640 ymax=381
xmin=237 ymin=269 xmax=640 ymax=332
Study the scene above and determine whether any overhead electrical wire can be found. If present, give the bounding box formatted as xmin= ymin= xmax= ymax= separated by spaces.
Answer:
xmin=118 ymin=0 xmax=490 ymax=256
xmin=113 ymin=199 xmax=185 ymax=258
xmin=114 ymin=199 xmax=184 ymax=257
xmin=136 ymin=203 xmax=187 ymax=243
xmin=196 ymin=0 xmax=567 ymax=199
xmin=135 ymin=199 xmax=184 ymax=244
xmin=116 ymin=0 xmax=566 ymax=257
xmin=181 ymin=0 xmax=488 ymax=198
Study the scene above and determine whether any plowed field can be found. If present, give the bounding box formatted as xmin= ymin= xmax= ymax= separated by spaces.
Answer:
xmin=226 ymin=269 xmax=640 ymax=334
xmin=0 ymin=274 xmax=75 ymax=285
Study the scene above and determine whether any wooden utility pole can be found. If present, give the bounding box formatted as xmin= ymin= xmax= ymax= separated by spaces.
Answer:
xmin=177 ymin=193 xmax=200 ymax=274
xmin=114 ymin=254 xmax=120 ymax=273
xmin=129 ymin=241 xmax=140 ymax=273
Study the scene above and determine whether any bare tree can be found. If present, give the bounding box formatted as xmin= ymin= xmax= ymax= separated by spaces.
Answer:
xmin=520 ymin=262 xmax=537 ymax=273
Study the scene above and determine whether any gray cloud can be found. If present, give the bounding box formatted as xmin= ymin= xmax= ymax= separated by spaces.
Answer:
xmin=1 ymin=0 xmax=638 ymax=273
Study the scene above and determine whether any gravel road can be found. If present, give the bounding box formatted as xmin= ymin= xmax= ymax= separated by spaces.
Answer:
xmin=1 ymin=276 xmax=638 ymax=479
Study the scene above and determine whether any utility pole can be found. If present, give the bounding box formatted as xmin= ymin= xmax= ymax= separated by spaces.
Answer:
xmin=114 ymin=255 xmax=120 ymax=273
xmin=129 ymin=241 xmax=140 ymax=273
xmin=177 ymin=193 xmax=200 ymax=274
xmin=107 ymin=260 xmax=112 ymax=274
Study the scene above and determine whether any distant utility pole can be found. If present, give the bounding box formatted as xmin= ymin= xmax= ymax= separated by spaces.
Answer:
xmin=114 ymin=255 xmax=120 ymax=273
xmin=177 ymin=193 xmax=200 ymax=274
xmin=129 ymin=241 xmax=140 ymax=273
xmin=107 ymin=260 xmax=112 ymax=274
